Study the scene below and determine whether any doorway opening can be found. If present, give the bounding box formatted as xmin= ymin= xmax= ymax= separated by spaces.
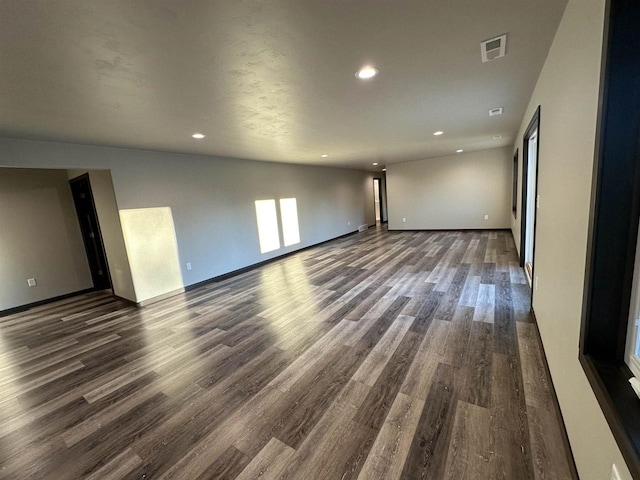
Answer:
xmin=373 ymin=178 xmax=382 ymax=225
xmin=69 ymin=174 xmax=112 ymax=291
xmin=520 ymin=107 xmax=541 ymax=289
xmin=524 ymin=129 xmax=538 ymax=282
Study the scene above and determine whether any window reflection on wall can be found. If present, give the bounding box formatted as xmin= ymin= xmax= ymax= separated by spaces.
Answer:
xmin=279 ymin=198 xmax=300 ymax=247
xmin=119 ymin=207 xmax=184 ymax=302
xmin=255 ymin=199 xmax=280 ymax=253
xmin=254 ymin=198 xmax=301 ymax=254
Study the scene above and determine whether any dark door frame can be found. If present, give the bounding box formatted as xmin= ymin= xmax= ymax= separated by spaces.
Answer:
xmin=69 ymin=173 xmax=112 ymax=291
xmin=579 ymin=1 xmax=640 ymax=475
xmin=520 ymin=107 xmax=541 ymax=280
xmin=512 ymin=149 xmax=519 ymax=218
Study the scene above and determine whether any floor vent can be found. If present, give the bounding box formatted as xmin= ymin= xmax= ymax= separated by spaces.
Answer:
xmin=358 ymin=224 xmax=368 ymax=232
xmin=481 ymin=34 xmax=507 ymax=62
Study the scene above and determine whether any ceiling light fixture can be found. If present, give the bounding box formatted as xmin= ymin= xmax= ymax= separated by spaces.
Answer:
xmin=456 ymin=149 xmax=464 ymax=153
xmin=372 ymin=162 xmax=378 ymax=166
xmin=192 ymin=133 xmax=205 ymax=139
xmin=355 ymin=66 xmax=379 ymax=79
xmin=433 ymin=131 xmax=444 ymax=136
xmin=382 ymin=168 xmax=387 ymax=171
xmin=321 ymin=154 xmax=329 ymax=158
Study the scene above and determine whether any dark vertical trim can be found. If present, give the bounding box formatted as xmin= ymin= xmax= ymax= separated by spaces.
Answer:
xmin=381 ymin=174 xmax=389 ymax=223
xmin=512 ymin=149 xmax=519 ymax=218
xmin=580 ymin=0 xmax=613 ymax=357
xmin=579 ymin=0 xmax=640 ymax=476
xmin=581 ymin=0 xmax=640 ymax=361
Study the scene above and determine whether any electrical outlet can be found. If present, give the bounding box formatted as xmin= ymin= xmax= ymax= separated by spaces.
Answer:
xmin=186 ymin=263 xmax=192 ymax=271
xmin=536 ymin=194 xmax=540 ymax=209
xmin=348 ymin=221 xmax=351 ymax=226
xmin=484 ymin=215 xmax=489 ymax=220
xmin=27 ymin=278 xmax=36 ymax=287
xmin=402 ymin=217 xmax=406 ymax=223
xmin=611 ymin=464 xmax=622 ymax=480
xmin=535 ymin=275 xmax=539 ymax=291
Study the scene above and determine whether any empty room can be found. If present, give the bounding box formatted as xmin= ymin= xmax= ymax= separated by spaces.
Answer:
xmin=1 ymin=0 xmax=640 ymax=479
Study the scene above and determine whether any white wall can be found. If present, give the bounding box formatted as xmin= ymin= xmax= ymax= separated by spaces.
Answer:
xmin=0 ymin=168 xmax=92 ymax=310
xmin=1 ymin=139 xmax=372 ymax=303
xmin=89 ymin=170 xmax=136 ymax=301
xmin=511 ymin=1 xmax=633 ymax=478
xmin=387 ymin=147 xmax=512 ymax=230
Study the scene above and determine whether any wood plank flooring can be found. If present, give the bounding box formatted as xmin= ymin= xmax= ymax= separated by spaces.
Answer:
xmin=0 ymin=228 xmax=574 ymax=479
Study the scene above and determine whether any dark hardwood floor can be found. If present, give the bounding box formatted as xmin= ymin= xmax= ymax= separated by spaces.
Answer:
xmin=0 ymin=227 xmax=573 ymax=479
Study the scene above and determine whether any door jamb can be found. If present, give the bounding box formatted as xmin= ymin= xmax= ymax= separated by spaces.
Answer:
xmin=373 ymin=177 xmax=383 ymax=224
xmin=520 ymin=106 xmax=541 ymax=302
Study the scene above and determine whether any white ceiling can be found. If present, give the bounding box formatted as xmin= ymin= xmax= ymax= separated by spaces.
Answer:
xmin=0 ymin=1 xmax=568 ymax=171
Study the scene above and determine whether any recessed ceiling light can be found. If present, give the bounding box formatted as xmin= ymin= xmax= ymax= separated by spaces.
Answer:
xmin=355 ymin=66 xmax=379 ymax=79
xmin=372 ymin=162 xmax=378 ymax=166
xmin=493 ymin=135 xmax=503 ymax=139
xmin=434 ymin=131 xmax=444 ymax=136
xmin=321 ymin=154 xmax=329 ymax=158
xmin=192 ymin=133 xmax=205 ymax=139
xmin=456 ymin=149 xmax=464 ymax=153
xmin=382 ymin=168 xmax=387 ymax=171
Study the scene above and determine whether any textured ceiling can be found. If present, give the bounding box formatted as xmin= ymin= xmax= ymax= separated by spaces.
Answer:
xmin=0 ymin=0 xmax=568 ymax=170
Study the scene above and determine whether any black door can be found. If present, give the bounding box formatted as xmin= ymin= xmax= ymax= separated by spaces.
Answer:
xmin=69 ymin=174 xmax=112 ymax=290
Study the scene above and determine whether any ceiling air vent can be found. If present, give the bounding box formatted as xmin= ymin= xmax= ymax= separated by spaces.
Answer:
xmin=489 ymin=107 xmax=503 ymax=116
xmin=481 ymin=34 xmax=507 ymax=62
